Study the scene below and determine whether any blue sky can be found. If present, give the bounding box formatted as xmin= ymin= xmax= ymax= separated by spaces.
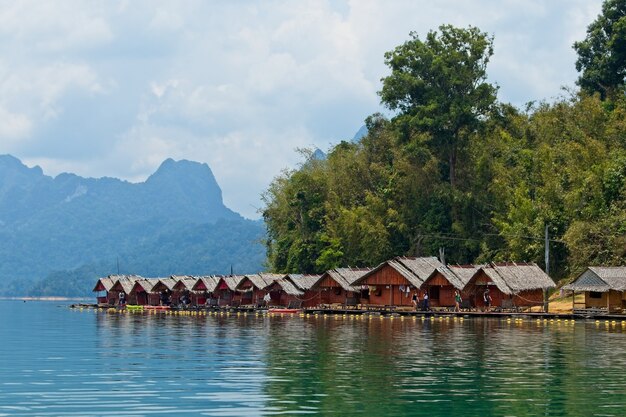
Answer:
xmin=0 ymin=0 xmax=602 ymax=218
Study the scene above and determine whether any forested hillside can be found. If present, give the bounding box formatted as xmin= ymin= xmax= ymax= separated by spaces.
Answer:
xmin=262 ymin=2 xmax=626 ymax=282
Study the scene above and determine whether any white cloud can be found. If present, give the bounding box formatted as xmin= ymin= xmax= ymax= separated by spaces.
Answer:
xmin=0 ymin=0 xmax=605 ymax=218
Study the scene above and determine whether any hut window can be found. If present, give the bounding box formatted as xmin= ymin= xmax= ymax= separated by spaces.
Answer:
xmin=589 ymin=292 xmax=602 ymax=299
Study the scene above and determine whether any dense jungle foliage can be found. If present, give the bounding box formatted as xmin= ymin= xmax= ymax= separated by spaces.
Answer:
xmin=262 ymin=2 xmax=626 ymax=281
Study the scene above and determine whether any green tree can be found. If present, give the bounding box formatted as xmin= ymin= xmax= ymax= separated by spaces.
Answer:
xmin=379 ymin=25 xmax=498 ymax=187
xmin=574 ymin=0 xmax=626 ymax=98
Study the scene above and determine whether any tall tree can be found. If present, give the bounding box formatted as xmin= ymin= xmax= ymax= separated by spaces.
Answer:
xmin=379 ymin=25 xmax=497 ymax=187
xmin=574 ymin=0 xmax=626 ymax=98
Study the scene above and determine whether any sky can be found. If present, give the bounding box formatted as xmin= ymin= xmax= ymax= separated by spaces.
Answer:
xmin=0 ymin=0 xmax=603 ymax=219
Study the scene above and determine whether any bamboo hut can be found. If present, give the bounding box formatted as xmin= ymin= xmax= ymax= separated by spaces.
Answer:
xmin=129 ymin=278 xmax=160 ymax=305
xmin=191 ymin=276 xmax=221 ymax=306
xmin=421 ymin=265 xmax=478 ymax=308
xmin=109 ymin=275 xmax=143 ymax=304
xmin=265 ymin=277 xmax=305 ymax=307
xmin=214 ymin=275 xmax=246 ymax=307
xmin=563 ymin=267 xmax=626 ymax=313
xmin=311 ymin=268 xmax=371 ymax=308
xmin=354 ymin=257 xmax=443 ymax=307
xmin=151 ymin=277 xmax=178 ymax=306
xmin=285 ymin=274 xmax=322 ymax=307
xmin=92 ymin=276 xmax=118 ymax=305
xmin=237 ymin=273 xmax=282 ymax=307
xmin=463 ymin=263 xmax=555 ymax=310
xmin=172 ymin=275 xmax=201 ymax=306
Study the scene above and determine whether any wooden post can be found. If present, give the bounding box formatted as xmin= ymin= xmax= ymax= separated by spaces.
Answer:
xmin=572 ymin=290 xmax=575 ymax=313
xmin=607 ymin=290 xmax=611 ymax=313
xmin=390 ymin=286 xmax=393 ymax=306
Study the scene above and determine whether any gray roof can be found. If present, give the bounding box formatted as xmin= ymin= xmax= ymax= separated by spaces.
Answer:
xmin=192 ymin=276 xmax=220 ymax=292
xmin=92 ymin=276 xmax=117 ymax=292
xmin=240 ymin=273 xmax=283 ymax=290
xmin=425 ymin=265 xmax=479 ymax=289
xmin=270 ymin=277 xmax=304 ymax=296
xmin=563 ymin=267 xmax=626 ymax=292
xmin=221 ymin=275 xmax=245 ymax=291
xmin=287 ymin=274 xmax=321 ymax=290
xmin=322 ymin=268 xmax=372 ymax=292
xmin=111 ymin=275 xmax=143 ymax=294
xmin=356 ymin=257 xmax=442 ymax=287
xmin=172 ymin=276 xmax=199 ymax=291
xmin=131 ymin=278 xmax=160 ymax=293
xmin=470 ymin=263 xmax=555 ymax=295
xmin=152 ymin=277 xmax=178 ymax=292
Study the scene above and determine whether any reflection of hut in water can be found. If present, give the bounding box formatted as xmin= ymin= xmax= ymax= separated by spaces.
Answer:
xmin=355 ymin=257 xmax=443 ymax=307
xmin=93 ymin=276 xmax=118 ymax=305
xmin=311 ymin=268 xmax=370 ymax=308
xmin=129 ymin=278 xmax=160 ymax=305
xmin=422 ymin=265 xmax=478 ymax=308
xmin=284 ymin=274 xmax=322 ymax=307
xmin=564 ymin=267 xmax=626 ymax=313
xmin=463 ymin=263 xmax=555 ymax=310
xmin=237 ymin=273 xmax=282 ymax=306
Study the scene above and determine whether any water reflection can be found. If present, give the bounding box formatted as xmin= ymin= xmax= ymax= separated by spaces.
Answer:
xmin=1 ymin=302 xmax=626 ymax=416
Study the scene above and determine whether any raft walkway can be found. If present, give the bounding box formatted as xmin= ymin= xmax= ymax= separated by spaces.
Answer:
xmin=70 ymin=303 xmax=626 ymax=321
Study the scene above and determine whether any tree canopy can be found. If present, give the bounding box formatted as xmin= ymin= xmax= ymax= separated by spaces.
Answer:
xmin=574 ymin=0 xmax=626 ymax=98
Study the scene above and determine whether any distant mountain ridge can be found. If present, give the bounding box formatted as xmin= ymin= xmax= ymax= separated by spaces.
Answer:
xmin=0 ymin=155 xmax=264 ymax=296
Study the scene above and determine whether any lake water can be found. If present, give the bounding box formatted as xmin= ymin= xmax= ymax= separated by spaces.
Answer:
xmin=1 ymin=300 xmax=626 ymax=416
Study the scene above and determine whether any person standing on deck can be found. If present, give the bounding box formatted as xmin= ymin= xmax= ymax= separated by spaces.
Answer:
xmin=483 ymin=288 xmax=492 ymax=312
xmin=411 ymin=291 xmax=419 ymax=311
xmin=118 ymin=291 xmax=126 ymax=307
xmin=422 ymin=291 xmax=429 ymax=311
xmin=454 ymin=290 xmax=462 ymax=312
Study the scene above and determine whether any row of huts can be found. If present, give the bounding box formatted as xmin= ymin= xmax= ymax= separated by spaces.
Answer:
xmin=93 ymin=257 xmax=558 ymax=311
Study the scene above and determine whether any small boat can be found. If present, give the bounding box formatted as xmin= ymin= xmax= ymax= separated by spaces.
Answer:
xmin=268 ymin=308 xmax=301 ymax=314
xmin=126 ymin=305 xmax=144 ymax=311
xmin=144 ymin=305 xmax=171 ymax=310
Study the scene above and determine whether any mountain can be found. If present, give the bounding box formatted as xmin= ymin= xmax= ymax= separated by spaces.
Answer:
xmin=352 ymin=125 xmax=368 ymax=142
xmin=0 ymin=155 xmax=265 ymax=296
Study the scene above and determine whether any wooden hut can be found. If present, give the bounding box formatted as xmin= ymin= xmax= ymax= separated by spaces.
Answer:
xmin=463 ymin=262 xmax=555 ymax=310
xmin=214 ymin=275 xmax=246 ymax=307
xmin=172 ymin=275 xmax=201 ymax=306
xmin=311 ymin=268 xmax=371 ymax=308
xmin=236 ymin=273 xmax=282 ymax=307
xmin=285 ymin=274 xmax=322 ymax=308
xmin=563 ymin=267 xmax=626 ymax=313
xmin=151 ymin=277 xmax=178 ymax=306
xmin=191 ymin=276 xmax=221 ymax=306
xmin=92 ymin=276 xmax=118 ymax=305
xmin=109 ymin=275 xmax=143 ymax=304
xmin=354 ymin=257 xmax=443 ymax=307
xmin=129 ymin=278 xmax=160 ymax=305
xmin=422 ymin=265 xmax=478 ymax=308
xmin=265 ymin=277 xmax=306 ymax=307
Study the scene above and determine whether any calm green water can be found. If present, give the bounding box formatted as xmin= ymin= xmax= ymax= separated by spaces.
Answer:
xmin=1 ymin=301 xmax=625 ymax=416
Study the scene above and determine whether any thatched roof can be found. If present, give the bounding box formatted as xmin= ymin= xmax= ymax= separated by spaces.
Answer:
xmin=425 ymin=265 xmax=479 ymax=290
xmin=269 ymin=277 xmax=304 ymax=296
xmin=220 ymin=275 xmax=245 ymax=291
xmin=287 ymin=274 xmax=321 ymax=291
xmin=151 ymin=277 xmax=178 ymax=292
xmin=111 ymin=275 xmax=143 ymax=294
xmin=92 ymin=276 xmax=117 ymax=292
xmin=356 ymin=257 xmax=442 ymax=287
xmin=467 ymin=263 xmax=555 ymax=295
xmin=563 ymin=267 xmax=626 ymax=292
xmin=316 ymin=268 xmax=371 ymax=292
xmin=192 ymin=276 xmax=220 ymax=292
xmin=240 ymin=273 xmax=283 ymax=290
xmin=131 ymin=278 xmax=160 ymax=293
xmin=172 ymin=276 xmax=199 ymax=291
